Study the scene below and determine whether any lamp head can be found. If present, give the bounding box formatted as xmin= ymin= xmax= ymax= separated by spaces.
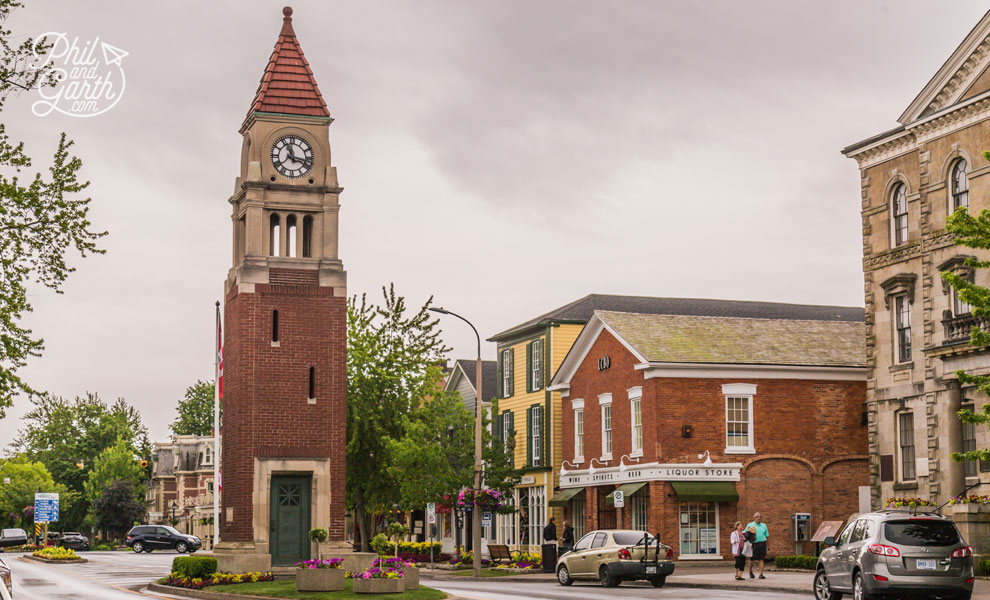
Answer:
xmin=428 ymin=307 xmax=450 ymax=315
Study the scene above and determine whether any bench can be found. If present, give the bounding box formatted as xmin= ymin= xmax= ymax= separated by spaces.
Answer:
xmin=488 ymin=544 xmax=512 ymax=564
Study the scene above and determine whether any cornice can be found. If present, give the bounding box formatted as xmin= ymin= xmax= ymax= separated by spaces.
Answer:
xmin=921 ymin=35 xmax=990 ymax=119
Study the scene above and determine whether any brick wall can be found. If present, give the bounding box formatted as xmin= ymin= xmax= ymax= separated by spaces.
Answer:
xmin=221 ymin=279 xmax=347 ymax=542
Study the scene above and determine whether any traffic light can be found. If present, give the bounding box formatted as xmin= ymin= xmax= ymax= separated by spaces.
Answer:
xmin=140 ymin=460 xmax=149 ymax=468
xmin=75 ymin=461 xmax=84 ymax=470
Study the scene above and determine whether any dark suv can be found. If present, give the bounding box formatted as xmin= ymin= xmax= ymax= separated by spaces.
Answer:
xmin=57 ymin=532 xmax=89 ymax=551
xmin=126 ymin=525 xmax=201 ymax=554
xmin=814 ymin=510 xmax=974 ymax=600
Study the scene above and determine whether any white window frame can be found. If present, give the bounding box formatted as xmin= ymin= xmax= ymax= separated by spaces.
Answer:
xmin=531 ymin=406 xmax=542 ymax=465
xmin=898 ymin=411 xmax=916 ymax=481
xmin=572 ymin=500 xmax=585 ymax=540
xmin=628 ymin=386 xmax=643 ymax=458
xmin=953 ymin=288 xmax=971 ymax=317
xmin=678 ymin=501 xmax=721 ymax=559
xmin=572 ymin=398 xmax=585 ymax=463
xmin=894 ymin=295 xmax=912 ymax=364
xmin=527 ymin=487 xmax=545 ymax=549
xmin=952 ymin=158 xmax=969 ymax=212
xmin=722 ymin=383 xmax=755 ymax=454
xmin=501 ymin=349 xmax=513 ymax=397
xmin=631 ymin=494 xmax=648 ymax=532
xmin=531 ymin=339 xmax=543 ymax=391
xmin=599 ymin=393 xmax=613 ymax=460
xmin=891 ymin=183 xmax=909 ymax=248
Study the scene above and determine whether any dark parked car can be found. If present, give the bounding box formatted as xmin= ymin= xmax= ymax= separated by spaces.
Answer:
xmin=57 ymin=532 xmax=89 ymax=551
xmin=126 ymin=525 xmax=201 ymax=554
xmin=814 ymin=510 xmax=974 ymax=600
xmin=0 ymin=529 xmax=26 ymax=598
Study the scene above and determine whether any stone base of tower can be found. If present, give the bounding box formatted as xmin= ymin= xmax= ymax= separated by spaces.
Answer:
xmin=214 ymin=541 xmax=272 ymax=573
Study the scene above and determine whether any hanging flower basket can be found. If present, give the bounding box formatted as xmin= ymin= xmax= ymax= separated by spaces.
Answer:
xmin=457 ymin=489 xmax=504 ymax=513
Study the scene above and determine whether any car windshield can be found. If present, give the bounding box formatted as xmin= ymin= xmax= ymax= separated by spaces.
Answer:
xmin=884 ymin=520 xmax=960 ymax=547
xmin=613 ymin=531 xmax=655 ymax=545
xmin=163 ymin=526 xmax=182 ymax=536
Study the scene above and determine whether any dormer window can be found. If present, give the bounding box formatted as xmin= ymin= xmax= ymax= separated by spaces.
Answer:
xmin=204 ymin=445 xmax=212 ymax=465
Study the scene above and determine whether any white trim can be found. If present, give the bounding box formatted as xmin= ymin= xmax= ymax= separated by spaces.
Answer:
xmin=638 ymin=362 xmax=865 ymax=381
xmin=574 ymin=404 xmax=585 ymax=463
xmin=627 ymin=386 xmax=642 ymax=399
xmin=598 ymin=393 xmax=613 ymax=405
xmin=629 ymin=394 xmax=643 ymax=456
xmin=724 ymin=390 xmax=755 ymax=454
xmin=548 ymin=313 xmax=649 ymax=390
xmin=571 ymin=398 xmax=585 ymax=409
xmin=678 ymin=501 xmax=721 ymax=558
xmin=721 ymin=383 xmax=756 ymax=395
xmin=558 ymin=461 xmax=744 ymax=488
xmin=601 ymin=401 xmax=613 ymax=460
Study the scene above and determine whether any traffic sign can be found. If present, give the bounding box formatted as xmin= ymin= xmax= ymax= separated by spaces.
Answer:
xmin=482 ymin=512 xmax=492 ymax=526
xmin=426 ymin=503 xmax=436 ymax=525
xmin=34 ymin=492 xmax=59 ymax=523
xmin=613 ymin=490 xmax=625 ymax=508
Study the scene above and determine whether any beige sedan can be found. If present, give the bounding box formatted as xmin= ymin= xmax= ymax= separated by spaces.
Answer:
xmin=556 ymin=529 xmax=675 ymax=588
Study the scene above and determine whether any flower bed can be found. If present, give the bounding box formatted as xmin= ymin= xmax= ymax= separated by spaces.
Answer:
xmin=399 ymin=551 xmax=451 ymax=563
xmin=351 ymin=567 xmax=403 ymax=595
xmin=4 ymin=544 xmax=43 ymax=553
xmin=32 ymin=547 xmax=79 ymax=561
xmin=162 ymin=571 xmax=274 ymax=590
xmin=296 ymin=559 xmax=344 ymax=592
xmin=447 ymin=551 xmax=491 ymax=567
xmin=457 ymin=489 xmax=505 ymax=512
xmin=297 ymin=558 xmax=344 ymax=569
xmin=949 ymin=495 xmax=990 ymax=505
xmin=492 ymin=551 xmax=541 ymax=570
xmin=374 ymin=557 xmax=419 ymax=589
xmin=884 ymin=497 xmax=935 ymax=508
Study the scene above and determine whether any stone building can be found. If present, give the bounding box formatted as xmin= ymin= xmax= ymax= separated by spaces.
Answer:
xmin=842 ymin=10 xmax=990 ymax=507
xmin=548 ymin=309 xmax=868 ymax=559
xmin=148 ymin=436 xmax=217 ymax=548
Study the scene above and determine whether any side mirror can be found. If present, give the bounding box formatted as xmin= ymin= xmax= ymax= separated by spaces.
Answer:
xmin=0 ymin=529 xmax=28 ymax=548
xmin=823 ymin=536 xmax=836 ymax=547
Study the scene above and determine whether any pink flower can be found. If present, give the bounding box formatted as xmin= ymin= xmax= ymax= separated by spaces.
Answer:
xmin=362 ymin=572 xmax=372 ymax=579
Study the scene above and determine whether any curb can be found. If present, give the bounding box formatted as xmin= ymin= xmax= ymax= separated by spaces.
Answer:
xmin=18 ymin=555 xmax=88 ymax=564
xmin=665 ymin=580 xmax=812 ymax=595
xmin=147 ymin=582 xmax=467 ymax=600
xmin=421 ymin=572 xmax=554 ymax=582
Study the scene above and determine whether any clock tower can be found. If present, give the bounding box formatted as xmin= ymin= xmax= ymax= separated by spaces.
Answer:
xmin=215 ymin=6 xmax=348 ymax=571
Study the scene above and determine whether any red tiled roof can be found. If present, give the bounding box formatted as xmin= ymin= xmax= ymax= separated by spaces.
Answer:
xmin=247 ymin=7 xmax=330 ymax=118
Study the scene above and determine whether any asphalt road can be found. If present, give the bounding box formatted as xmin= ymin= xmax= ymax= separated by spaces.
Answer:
xmin=430 ymin=579 xmax=811 ymax=600
xmin=7 ymin=550 xmax=177 ymax=600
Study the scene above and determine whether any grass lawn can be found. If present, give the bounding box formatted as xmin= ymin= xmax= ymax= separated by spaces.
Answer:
xmin=200 ymin=579 xmax=446 ymax=599
xmin=449 ymin=569 xmax=522 ymax=577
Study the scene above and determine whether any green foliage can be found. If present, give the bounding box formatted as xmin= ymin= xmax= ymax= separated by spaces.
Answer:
xmin=0 ymin=456 xmax=75 ymax=529
xmin=944 ymin=198 xmax=990 ymax=467
xmin=171 ymin=555 xmax=218 ymax=579
xmin=170 ymin=380 xmax=217 ymax=437
xmin=0 ymin=2 xmax=106 ymax=408
xmin=978 ymin=558 xmax=990 ymax=576
xmin=308 ymin=527 xmax=328 ymax=543
xmin=346 ymin=285 xmax=449 ymax=550
xmin=774 ymin=555 xmax=818 ymax=570
xmin=83 ymin=439 xmax=144 ymax=504
xmin=481 ymin=401 xmax=524 ymax=498
xmin=92 ymin=480 xmax=145 ymax=539
xmin=370 ymin=533 xmax=390 ymax=556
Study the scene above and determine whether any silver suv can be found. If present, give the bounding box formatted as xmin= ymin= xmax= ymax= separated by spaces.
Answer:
xmin=814 ymin=510 xmax=974 ymax=600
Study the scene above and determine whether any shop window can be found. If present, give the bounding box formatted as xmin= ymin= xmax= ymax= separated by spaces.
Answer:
xmin=679 ymin=502 xmax=718 ymax=557
xmin=498 ymin=511 xmax=515 ymax=546
xmin=527 ymin=488 xmax=545 ymax=548
xmin=631 ymin=493 xmax=648 ymax=532
xmin=891 ymin=183 xmax=908 ymax=247
xmin=895 ymin=295 xmax=912 ymax=363
xmin=899 ymin=412 xmax=916 ymax=481
xmin=952 ymin=159 xmax=969 ymax=211
xmin=962 ymin=403 xmax=977 ymax=478
xmin=597 ymin=487 xmax=617 ymax=529
xmin=518 ymin=488 xmax=530 ymax=546
xmin=572 ymin=500 xmax=585 ymax=539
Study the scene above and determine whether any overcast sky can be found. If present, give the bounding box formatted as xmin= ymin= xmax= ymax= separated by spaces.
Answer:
xmin=2 ymin=1 xmax=985 ymax=446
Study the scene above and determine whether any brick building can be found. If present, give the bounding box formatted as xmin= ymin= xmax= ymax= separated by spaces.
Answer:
xmin=148 ymin=436 xmax=217 ymax=548
xmin=216 ymin=7 xmax=349 ymax=571
xmin=842 ymin=10 xmax=990 ymax=507
xmin=548 ymin=309 xmax=868 ymax=559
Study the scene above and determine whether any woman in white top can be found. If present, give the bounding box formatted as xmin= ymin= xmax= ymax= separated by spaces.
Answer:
xmin=730 ymin=521 xmax=747 ymax=580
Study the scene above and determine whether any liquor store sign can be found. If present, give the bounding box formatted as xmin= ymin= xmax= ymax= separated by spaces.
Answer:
xmin=559 ymin=462 xmax=742 ymax=489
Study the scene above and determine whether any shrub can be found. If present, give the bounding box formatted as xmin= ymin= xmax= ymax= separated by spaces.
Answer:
xmin=171 ymin=556 xmax=218 ymax=579
xmin=774 ymin=555 xmax=818 ymax=570
xmin=162 ymin=571 xmax=273 ymax=589
xmin=978 ymin=558 xmax=990 ymax=576
xmin=309 ymin=528 xmax=328 ymax=543
xmin=371 ymin=532 xmax=390 ymax=555
xmin=32 ymin=547 xmax=78 ymax=561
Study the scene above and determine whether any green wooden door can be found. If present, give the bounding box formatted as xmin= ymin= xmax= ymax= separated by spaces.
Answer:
xmin=270 ymin=475 xmax=311 ymax=566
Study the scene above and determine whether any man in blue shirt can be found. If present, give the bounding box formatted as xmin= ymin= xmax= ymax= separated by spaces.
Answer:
xmin=745 ymin=512 xmax=769 ymax=579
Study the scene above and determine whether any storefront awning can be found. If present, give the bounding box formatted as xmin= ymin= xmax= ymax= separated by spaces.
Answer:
xmin=549 ymin=487 xmax=585 ymax=507
xmin=671 ymin=481 xmax=739 ymax=503
xmin=605 ymin=481 xmax=649 ymax=505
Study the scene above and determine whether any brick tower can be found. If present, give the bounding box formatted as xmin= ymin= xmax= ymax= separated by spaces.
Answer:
xmin=215 ymin=6 xmax=348 ymax=571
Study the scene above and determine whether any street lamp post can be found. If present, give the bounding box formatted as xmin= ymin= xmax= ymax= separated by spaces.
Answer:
xmin=170 ymin=501 xmax=178 ymax=525
xmin=429 ymin=306 xmax=484 ymax=578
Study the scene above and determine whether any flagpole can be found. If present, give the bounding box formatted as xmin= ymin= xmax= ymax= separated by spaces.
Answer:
xmin=214 ymin=300 xmax=221 ymax=550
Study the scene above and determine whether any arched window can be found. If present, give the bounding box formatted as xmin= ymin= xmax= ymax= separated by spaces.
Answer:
xmin=891 ymin=184 xmax=908 ymax=247
xmin=302 ymin=215 xmax=313 ymax=258
xmin=269 ymin=214 xmax=281 ymax=257
xmin=952 ymin=159 xmax=969 ymax=211
xmin=286 ymin=215 xmax=297 ymax=258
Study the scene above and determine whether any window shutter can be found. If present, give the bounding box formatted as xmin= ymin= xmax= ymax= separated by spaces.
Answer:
xmin=508 ymin=411 xmax=515 ymax=467
xmin=536 ymin=405 xmax=544 ymax=467
xmin=535 ymin=340 xmax=543 ymax=390
xmin=508 ymin=348 xmax=515 ymax=397
xmin=526 ymin=407 xmax=533 ymax=467
xmin=493 ymin=402 xmax=503 ymax=441
xmin=496 ymin=353 xmax=503 ymax=399
xmin=526 ymin=342 xmax=533 ymax=393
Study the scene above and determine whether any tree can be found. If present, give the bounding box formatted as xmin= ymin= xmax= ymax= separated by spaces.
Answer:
xmin=0 ymin=456 xmax=75 ymax=530
xmin=346 ymin=285 xmax=449 ymax=551
xmin=83 ymin=439 xmax=145 ymax=505
xmin=11 ymin=392 xmax=150 ymax=529
xmin=944 ymin=179 xmax=990 ymax=469
xmin=92 ymin=480 xmax=145 ymax=541
xmin=0 ymin=2 xmax=106 ymax=412
xmin=170 ymin=381 xmax=217 ymax=437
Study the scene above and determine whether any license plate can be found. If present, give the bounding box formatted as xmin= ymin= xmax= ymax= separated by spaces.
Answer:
xmin=645 ymin=565 xmax=657 ymax=574
xmin=916 ymin=559 xmax=937 ymax=570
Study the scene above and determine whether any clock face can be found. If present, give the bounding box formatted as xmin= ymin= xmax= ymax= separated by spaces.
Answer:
xmin=270 ymin=135 xmax=314 ymax=178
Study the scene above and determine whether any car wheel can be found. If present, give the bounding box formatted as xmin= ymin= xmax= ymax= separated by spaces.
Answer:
xmin=131 ymin=541 xmax=144 ymax=553
xmin=175 ymin=541 xmax=188 ymax=553
xmin=814 ymin=569 xmax=842 ymax=600
xmin=650 ymin=575 xmax=666 ymax=588
xmin=599 ymin=566 xmax=619 ymax=588
xmin=557 ymin=565 xmax=573 ymax=586
xmin=852 ymin=572 xmax=873 ymax=600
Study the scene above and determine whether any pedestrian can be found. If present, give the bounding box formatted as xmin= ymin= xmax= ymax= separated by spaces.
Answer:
xmin=560 ymin=520 xmax=574 ymax=554
xmin=745 ymin=512 xmax=769 ymax=579
xmin=543 ymin=517 xmax=557 ymax=543
xmin=730 ymin=521 xmax=746 ymax=580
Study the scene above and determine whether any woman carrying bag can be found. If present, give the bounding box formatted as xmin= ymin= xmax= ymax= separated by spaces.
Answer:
xmin=742 ymin=525 xmax=756 ymax=578
xmin=730 ymin=521 xmax=747 ymax=580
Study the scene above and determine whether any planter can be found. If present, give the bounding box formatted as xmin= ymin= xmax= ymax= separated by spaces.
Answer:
xmin=295 ymin=568 xmax=344 ymax=592
xmin=951 ymin=504 xmax=990 ymax=555
xmin=353 ymin=577 xmax=403 ymax=594
xmin=403 ymin=566 xmax=419 ymax=590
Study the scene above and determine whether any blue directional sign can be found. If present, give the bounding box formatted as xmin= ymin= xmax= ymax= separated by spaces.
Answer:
xmin=34 ymin=492 xmax=59 ymax=523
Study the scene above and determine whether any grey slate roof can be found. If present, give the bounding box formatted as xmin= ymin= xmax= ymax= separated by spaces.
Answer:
xmin=454 ymin=359 xmax=497 ymax=401
xmin=597 ymin=310 xmax=866 ymax=368
xmin=490 ymin=294 xmax=865 ymax=341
